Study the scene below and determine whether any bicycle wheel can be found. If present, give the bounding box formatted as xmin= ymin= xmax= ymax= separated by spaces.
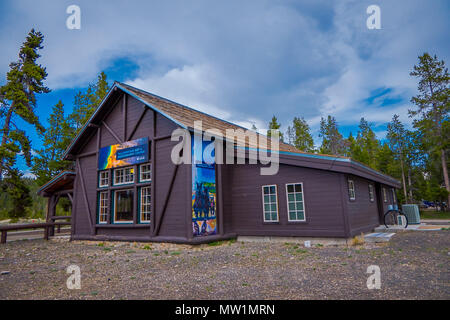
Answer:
xmin=384 ymin=210 xmax=397 ymax=228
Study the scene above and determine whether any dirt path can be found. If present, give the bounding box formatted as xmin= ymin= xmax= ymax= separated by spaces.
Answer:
xmin=0 ymin=231 xmax=448 ymax=299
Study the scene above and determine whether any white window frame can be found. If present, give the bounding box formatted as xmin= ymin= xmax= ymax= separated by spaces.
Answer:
xmin=285 ymin=182 xmax=306 ymax=222
xmin=99 ymin=170 xmax=109 ymax=187
xmin=368 ymin=184 xmax=375 ymax=202
xmin=139 ymin=163 xmax=152 ymax=182
xmin=348 ymin=179 xmax=356 ymax=200
xmin=383 ymin=188 xmax=387 ymax=202
xmin=114 ymin=166 xmax=135 ymax=186
xmin=113 ymin=189 xmax=134 ymax=224
xmin=98 ymin=191 xmax=109 ymax=224
xmin=261 ymin=185 xmax=279 ymax=222
xmin=140 ymin=186 xmax=151 ymax=223
xmin=391 ymin=188 xmax=396 ymax=203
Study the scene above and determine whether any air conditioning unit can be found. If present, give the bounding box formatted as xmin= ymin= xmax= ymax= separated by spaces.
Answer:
xmin=402 ymin=204 xmax=421 ymax=224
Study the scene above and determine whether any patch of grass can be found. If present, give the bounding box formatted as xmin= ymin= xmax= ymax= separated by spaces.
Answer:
xmin=350 ymin=234 xmax=365 ymax=246
xmin=126 ymin=250 xmax=136 ymax=254
xmin=241 ymin=283 xmax=249 ymax=287
xmin=228 ymin=239 xmax=236 ymax=245
xmin=171 ymin=251 xmax=181 ymax=255
xmin=208 ymin=241 xmax=223 ymax=247
xmin=316 ymin=243 xmax=323 ymax=247
xmin=97 ymin=242 xmax=105 ymax=247
xmin=420 ymin=210 xmax=450 ymax=220
xmin=153 ymin=253 xmax=160 ymax=256
xmin=103 ymin=247 xmax=112 ymax=252
xmin=142 ymin=245 xmax=152 ymax=250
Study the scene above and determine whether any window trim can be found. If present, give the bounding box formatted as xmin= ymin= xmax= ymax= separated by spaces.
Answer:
xmin=139 ymin=163 xmax=152 ymax=183
xmin=383 ymin=187 xmax=387 ymax=202
xmin=112 ymin=189 xmax=134 ymax=224
xmin=368 ymin=184 xmax=375 ymax=202
xmin=391 ymin=188 xmax=396 ymax=204
xmin=348 ymin=179 xmax=356 ymax=201
xmin=113 ymin=166 xmax=135 ymax=186
xmin=139 ymin=186 xmax=151 ymax=224
xmin=285 ymin=182 xmax=306 ymax=222
xmin=98 ymin=191 xmax=109 ymax=224
xmin=98 ymin=170 xmax=110 ymax=188
xmin=261 ymin=184 xmax=279 ymax=223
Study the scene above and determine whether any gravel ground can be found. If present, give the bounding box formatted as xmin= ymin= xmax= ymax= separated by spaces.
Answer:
xmin=0 ymin=231 xmax=448 ymax=300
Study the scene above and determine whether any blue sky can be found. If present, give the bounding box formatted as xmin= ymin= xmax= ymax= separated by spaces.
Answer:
xmin=1 ymin=0 xmax=449 ymax=176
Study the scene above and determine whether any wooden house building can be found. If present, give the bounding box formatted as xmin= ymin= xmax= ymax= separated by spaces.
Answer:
xmin=38 ymin=82 xmax=400 ymax=243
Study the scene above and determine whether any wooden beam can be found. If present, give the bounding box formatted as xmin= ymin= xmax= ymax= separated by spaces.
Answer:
xmin=102 ymin=120 xmax=122 ymax=144
xmin=123 ymin=94 xmax=127 ymax=141
xmin=77 ymin=159 xmax=95 ymax=235
xmin=127 ymin=107 xmax=147 ymax=141
xmin=150 ymin=138 xmax=156 ymax=236
xmin=153 ymin=164 xmax=179 ymax=236
xmin=217 ymin=164 xmax=224 ymax=235
xmin=67 ymin=193 xmax=73 ymax=204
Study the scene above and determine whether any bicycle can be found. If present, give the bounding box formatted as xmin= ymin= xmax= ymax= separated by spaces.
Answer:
xmin=383 ymin=209 xmax=409 ymax=228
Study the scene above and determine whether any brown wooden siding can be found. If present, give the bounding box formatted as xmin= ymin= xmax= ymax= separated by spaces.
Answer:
xmin=223 ymin=164 xmax=347 ymax=237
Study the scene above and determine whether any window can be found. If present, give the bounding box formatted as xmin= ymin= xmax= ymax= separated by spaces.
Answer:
xmin=262 ymin=185 xmax=278 ymax=222
xmin=383 ymin=188 xmax=387 ymax=202
xmin=114 ymin=189 xmax=134 ymax=223
xmin=99 ymin=171 xmax=109 ymax=187
xmin=140 ymin=164 xmax=152 ymax=182
xmin=392 ymin=188 xmax=396 ymax=203
xmin=368 ymin=184 xmax=374 ymax=202
xmin=114 ymin=167 xmax=134 ymax=185
xmin=286 ymin=183 xmax=306 ymax=221
xmin=98 ymin=191 xmax=109 ymax=223
xmin=140 ymin=186 xmax=151 ymax=223
xmin=348 ymin=180 xmax=356 ymax=200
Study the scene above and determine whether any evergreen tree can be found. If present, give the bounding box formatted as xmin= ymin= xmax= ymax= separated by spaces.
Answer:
xmin=319 ymin=115 xmax=347 ymax=156
xmin=285 ymin=125 xmax=294 ymax=145
xmin=355 ymin=118 xmax=380 ymax=168
xmin=292 ymin=117 xmax=314 ymax=152
xmin=0 ymin=29 xmax=49 ymax=218
xmin=409 ymin=53 xmax=450 ymax=205
xmin=33 ymin=100 xmax=73 ymax=185
xmin=69 ymin=71 xmax=110 ymax=131
xmin=267 ymin=115 xmax=283 ymax=141
xmin=387 ymin=114 xmax=409 ymax=201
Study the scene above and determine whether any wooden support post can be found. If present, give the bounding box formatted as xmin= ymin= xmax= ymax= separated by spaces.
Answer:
xmin=1 ymin=231 xmax=6 ymax=244
xmin=44 ymin=226 xmax=49 ymax=241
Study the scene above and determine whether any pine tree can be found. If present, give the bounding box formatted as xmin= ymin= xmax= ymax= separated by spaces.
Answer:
xmin=409 ymin=53 xmax=450 ymax=205
xmin=292 ymin=117 xmax=314 ymax=152
xmin=355 ymin=118 xmax=380 ymax=168
xmin=267 ymin=116 xmax=283 ymax=141
xmin=33 ymin=101 xmax=73 ymax=185
xmin=387 ymin=114 xmax=409 ymax=202
xmin=0 ymin=29 xmax=49 ymax=218
xmin=69 ymin=71 xmax=110 ymax=131
xmin=319 ymin=116 xmax=347 ymax=156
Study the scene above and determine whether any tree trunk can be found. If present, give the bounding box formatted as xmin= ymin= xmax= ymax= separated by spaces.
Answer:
xmin=0 ymin=105 xmax=14 ymax=180
xmin=400 ymin=158 xmax=408 ymax=203
xmin=407 ymin=168 xmax=413 ymax=202
xmin=441 ymin=149 xmax=450 ymax=207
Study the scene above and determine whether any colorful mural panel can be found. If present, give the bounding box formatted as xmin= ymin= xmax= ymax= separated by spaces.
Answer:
xmin=98 ymin=137 xmax=149 ymax=170
xmin=192 ymin=137 xmax=217 ymax=237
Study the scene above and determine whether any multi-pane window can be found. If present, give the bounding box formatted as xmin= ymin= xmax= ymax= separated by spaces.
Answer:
xmin=98 ymin=191 xmax=109 ymax=223
xmin=114 ymin=189 xmax=134 ymax=223
xmin=140 ymin=164 xmax=152 ymax=182
xmin=348 ymin=180 xmax=356 ymax=200
xmin=368 ymin=184 xmax=375 ymax=202
xmin=99 ymin=171 xmax=109 ymax=187
xmin=140 ymin=186 xmax=151 ymax=223
xmin=383 ymin=188 xmax=387 ymax=202
xmin=392 ymin=188 xmax=396 ymax=203
xmin=262 ymin=185 xmax=278 ymax=222
xmin=114 ymin=167 xmax=134 ymax=185
xmin=286 ymin=183 xmax=306 ymax=221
